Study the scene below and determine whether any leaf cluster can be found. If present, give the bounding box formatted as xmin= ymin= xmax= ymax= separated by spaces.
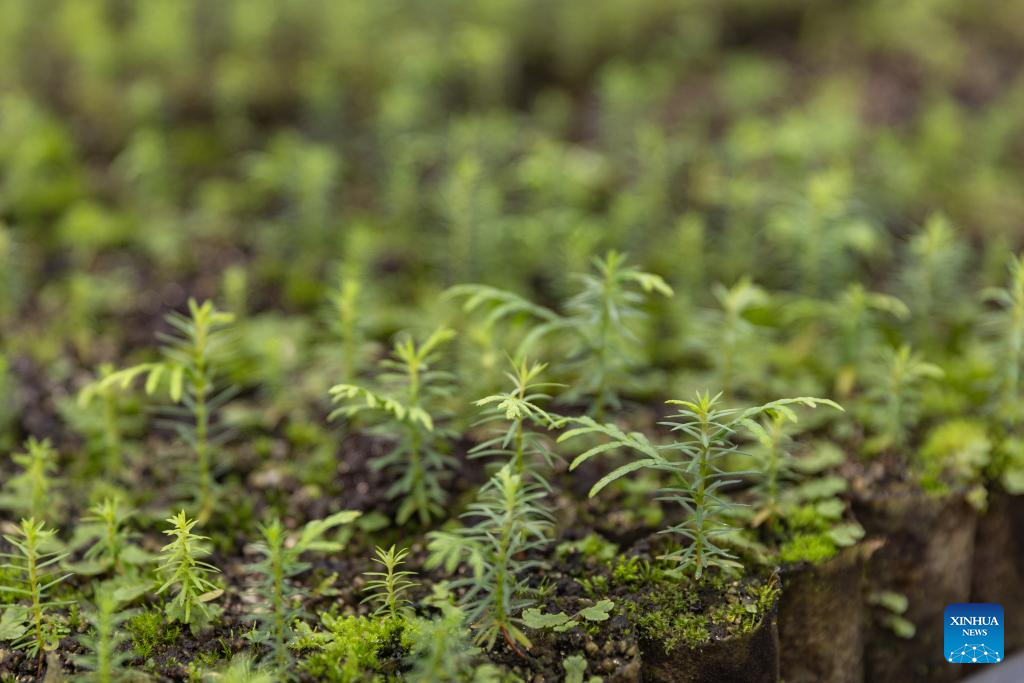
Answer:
xmin=426 ymin=465 xmax=553 ymax=650
xmin=329 ymin=326 xmax=457 ymax=524
xmin=155 ymin=510 xmax=223 ymax=633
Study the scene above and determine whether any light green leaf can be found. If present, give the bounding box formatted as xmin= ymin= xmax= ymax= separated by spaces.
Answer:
xmin=522 ymin=608 xmax=571 ymax=630
xmin=578 ymin=599 xmax=614 ymax=622
xmin=0 ymin=606 xmax=27 ymax=641
xmin=827 ymin=523 xmax=865 ymax=547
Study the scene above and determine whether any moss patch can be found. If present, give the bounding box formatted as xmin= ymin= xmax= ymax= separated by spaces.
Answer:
xmin=779 ymin=532 xmax=838 ymax=564
xmin=292 ymin=612 xmax=407 ymax=683
xmin=628 ymin=573 xmax=779 ymax=653
xmin=128 ymin=608 xmax=181 ymax=659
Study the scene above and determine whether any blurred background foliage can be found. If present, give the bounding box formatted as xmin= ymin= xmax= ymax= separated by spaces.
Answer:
xmin=1 ymin=0 xmax=1024 ymax=370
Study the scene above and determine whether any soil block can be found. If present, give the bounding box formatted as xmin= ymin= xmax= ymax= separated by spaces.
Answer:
xmin=970 ymin=488 xmax=1024 ymax=655
xmin=639 ymin=608 xmax=779 ymax=683
xmin=777 ymin=544 xmax=870 ymax=683
xmin=855 ymin=488 xmax=977 ymax=683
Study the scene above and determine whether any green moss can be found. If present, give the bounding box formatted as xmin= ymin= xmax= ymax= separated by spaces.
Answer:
xmin=575 ymin=575 xmax=609 ymax=597
xmin=783 ymin=504 xmax=830 ymax=532
xmin=628 ymin=574 xmax=780 ymax=652
xmin=779 ymin=532 xmax=838 ymax=564
xmin=611 ymin=555 xmax=653 ymax=587
xmin=916 ymin=419 xmax=991 ymax=497
xmin=128 ymin=608 xmax=181 ymax=659
xmin=292 ymin=613 xmax=407 ymax=683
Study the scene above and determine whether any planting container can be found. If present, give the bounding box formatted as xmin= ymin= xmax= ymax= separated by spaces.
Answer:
xmin=971 ymin=488 xmax=1024 ymax=654
xmin=777 ymin=544 xmax=871 ymax=683
xmin=639 ymin=596 xmax=779 ymax=683
xmin=855 ymin=488 xmax=977 ymax=683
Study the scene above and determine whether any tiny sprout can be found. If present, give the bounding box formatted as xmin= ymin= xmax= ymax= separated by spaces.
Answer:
xmin=0 ymin=518 xmax=71 ymax=664
xmin=362 ymin=545 xmax=418 ymax=619
xmin=329 ymin=327 xmax=457 ymax=524
xmin=156 ymin=511 xmax=223 ymax=633
xmin=471 ymin=356 xmax=562 ymax=477
xmin=0 ymin=437 xmax=59 ymax=521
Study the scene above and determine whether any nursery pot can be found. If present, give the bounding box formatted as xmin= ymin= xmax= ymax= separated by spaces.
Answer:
xmin=777 ymin=545 xmax=869 ymax=683
xmin=855 ymin=488 xmax=977 ymax=683
xmin=639 ymin=600 xmax=779 ymax=683
xmin=970 ymin=488 xmax=1024 ymax=655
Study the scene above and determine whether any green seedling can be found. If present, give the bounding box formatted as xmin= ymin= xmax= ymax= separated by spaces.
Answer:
xmin=0 ymin=518 xmax=71 ymax=666
xmin=450 ymin=250 xmax=672 ymax=418
xmin=247 ymin=510 xmax=361 ymax=676
xmin=561 ymin=392 xmax=839 ymax=579
xmin=471 ymin=357 xmax=561 ymax=477
xmin=329 ymin=327 xmax=457 ymax=524
xmin=0 ymin=437 xmax=59 ymax=522
xmin=426 ymin=465 xmax=553 ymax=651
xmin=362 ymin=545 xmax=417 ymax=620
xmin=156 ymin=510 xmax=223 ymax=633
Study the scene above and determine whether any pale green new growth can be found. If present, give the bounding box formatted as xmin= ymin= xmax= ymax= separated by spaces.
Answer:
xmin=471 ymin=357 xmax=561 ymax=477
xmin=156 ymin=510 xmax=223 ymax=633
xmin=362 ymin=545 xmax=418 ymax=619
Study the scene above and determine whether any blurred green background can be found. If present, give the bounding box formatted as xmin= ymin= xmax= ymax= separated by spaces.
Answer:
xmin=2 ymin=0 xmax=1024 ymax=362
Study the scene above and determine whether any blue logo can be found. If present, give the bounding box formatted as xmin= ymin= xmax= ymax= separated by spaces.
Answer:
xmin=945 ymin=603 xmax=1004 ymax=664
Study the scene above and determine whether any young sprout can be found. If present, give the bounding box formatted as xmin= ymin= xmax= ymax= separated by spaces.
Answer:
xmin=329 ymin=327 xmax=457 ymax=524
xmin=70 ymin=498 xmax=152 ymax=578
xmin=362 ymin=545 xmax=418 ymax=620
xmin=0 ymin=518 xmax=71 ymax=666
xmin=159 ymin=300 xmax=237 ymax=516
xmin=900 ymin=213 xmax=969 ymax=346
xmin=802 ymin=284 xmax=909 ymax=397
xmin=80 ymin=299 xmax=237 ymax=517
xmin=247 ymin=510 xmax=360 ymax=675
xmin=404 ymin=596 xmax=485 ymax=683
xmin=449 ymin=250 xmax=672 ymax=418
xmin=561 ymin=393 xmax=839 ymax=580
xmin=156 ymin=511 xmax=223 ymax=633
xmin=566 ymin=250 xmax=674 ymax=416
xmin=861 ymin=344 xmax=944 ymax=454
xmin=74 ymin=582 xmax=138 ymax=682
xmin=0 ymin=437 xmax=59 ymax=521
xmin=703 ymin=278 xmax=768 ymax=396
xmin=426 ymin=465 xmax=553 ymax=651
xmin=471 ymin=357 xmax=561 ymax=477
xmin=326 ymin=268 xmax=367 ymax=382
xmin=744 ymin=406 xmax=849 ymax=540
